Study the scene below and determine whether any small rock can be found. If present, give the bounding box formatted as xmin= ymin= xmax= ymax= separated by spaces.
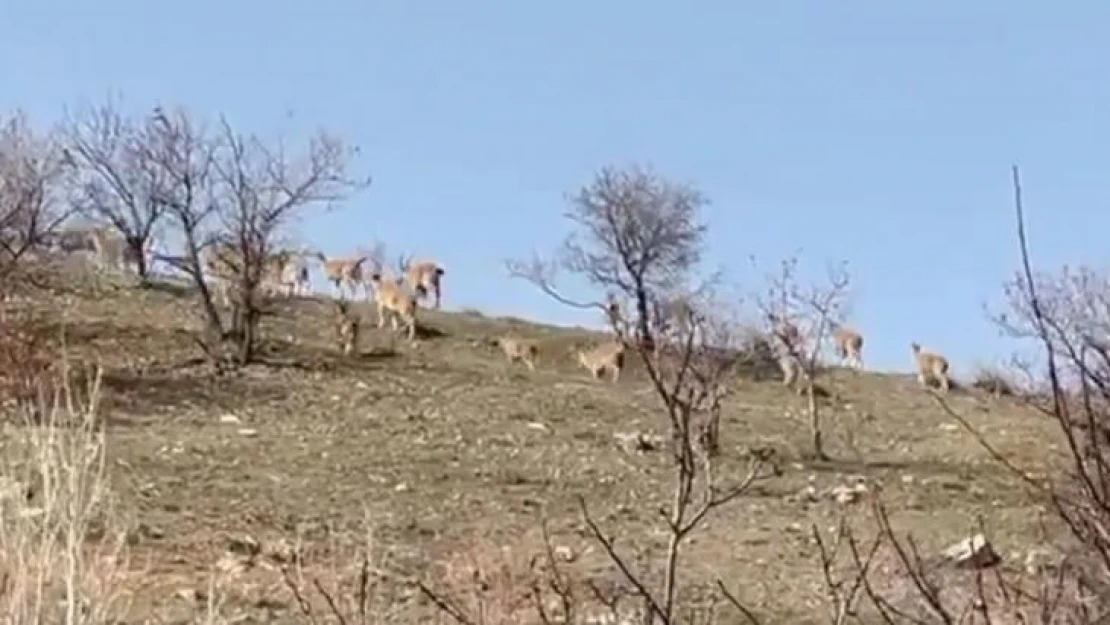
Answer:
xmin=801 ymin=485 xmax=820 ymax=502
xmin=830 ymin=485 xmax=861 ymax=505
xmin=527 ymin=422 xmax=551 ymax=433
xmin=218 ymin=413 xmax=241 ymax=424
xmin=1024 ymin=546 xmax=1060 ymax=574
xmin=942 ymin=534 xmax=1000 ymax=569
xmin=940 ymin=423 xmax=959 ymax=432
xmin=264 ymin=538 xmax=298 ymax=564
xmin=226 ymin=535 xmax=261 ymax=557
xmin=553 ymin=545 xmax=576 ymax=562
xmin=237 ymin=428 xmax=258 ymax=437
xmin=395 ymin=483 xmax=410 ymax=492
xmin=901 ymin=474 xmax=915 ymax=484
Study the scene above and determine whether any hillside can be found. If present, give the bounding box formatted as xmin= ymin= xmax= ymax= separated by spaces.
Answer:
xmin=0 ymin=263 xmax=1068 ymax=624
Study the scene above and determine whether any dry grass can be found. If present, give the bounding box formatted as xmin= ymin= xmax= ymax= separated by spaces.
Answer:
xmin=0 ymin=263 xmax=1072 ymax=623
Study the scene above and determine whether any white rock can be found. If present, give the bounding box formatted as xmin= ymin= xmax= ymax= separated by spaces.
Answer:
xmin=942 ymin=534 xmax=1000 ymax=569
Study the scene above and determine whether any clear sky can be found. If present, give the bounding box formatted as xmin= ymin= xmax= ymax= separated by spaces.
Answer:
xmin=2 ymin=1 xmax=1107 ymax=375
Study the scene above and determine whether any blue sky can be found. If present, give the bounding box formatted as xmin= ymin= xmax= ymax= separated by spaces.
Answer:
xmin=2 ymin=1 xmax=1107 ymax=375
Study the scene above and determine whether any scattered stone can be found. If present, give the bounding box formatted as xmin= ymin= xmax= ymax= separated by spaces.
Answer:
xmin=1024 ymin=546 xmax=1061 ymax=574
xmin=830 ymin=484 xmax=861 ymax=505
xmin=527 ymin=422 xmax=551 ymax=433
xmin=942 ymin=534 xmax=1000 ymax=569
xmin=264 ymin=538 xmax=298 ymax=564
xmin=226 ymin=535 xmax=261 ymax=557
xmin=614 ymin=431 xmax=665 ymax=454
xmin=553 ymin=544 xmax=576 ymax=562
xmin=237 ymin=428 xmax=258 ymax=437
xmin=801 ymin=484 xmax=820 ymax=502
xmin=218 ymin=413 xmax=241 ymax=424
xmin=395 ymin=482 xmax=410 ymax=492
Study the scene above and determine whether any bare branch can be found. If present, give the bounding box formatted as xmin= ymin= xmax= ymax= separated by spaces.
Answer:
xmin=0 ymin=110 xmax=78 ymax=281
xmin=63 ymin=95 xmax=167 ymax=281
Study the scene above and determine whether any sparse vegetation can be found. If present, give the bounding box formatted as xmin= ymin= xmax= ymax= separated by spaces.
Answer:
xmin=0 ymin=104 xmax=1098 ymax=624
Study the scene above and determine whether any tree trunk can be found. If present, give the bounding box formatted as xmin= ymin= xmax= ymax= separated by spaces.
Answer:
xmin=634 ymin=285 xmax=654 ymax=350
xmin=807 ymin=381 xmax=827 ymax=460
xmin=127 ymin=236 xmax=150 ymax=284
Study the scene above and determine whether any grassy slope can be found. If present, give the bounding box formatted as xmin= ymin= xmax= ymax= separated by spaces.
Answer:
xmin=5 ymin=265 xmax=1067 ymax=623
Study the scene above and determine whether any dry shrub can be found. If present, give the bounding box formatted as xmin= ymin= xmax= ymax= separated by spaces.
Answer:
xmin=0 ymin=359 xmax=131 ymax=624
xmin=0 ymin=308 xmax=54 ymax=408
xmin=425 ymin=532 xmax=542 ymax=624
xmin=969 ymin=365 xmax=1017 ymax=398
xmin=419 ymin=527 xmax=642 ymax=625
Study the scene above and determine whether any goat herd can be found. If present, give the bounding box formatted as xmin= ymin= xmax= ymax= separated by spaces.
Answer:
xmin=40 ymin=224 xmax=954 ymax=391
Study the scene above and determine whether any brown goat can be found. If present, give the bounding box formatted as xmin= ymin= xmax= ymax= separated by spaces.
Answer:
xmin=366 ymin=270 xmax=418 ymax=341
xmin=497 ymin=336 xmax=539 ymax=371
xmin=334 ymin=300 xmax=361 ymax=356
xmin=316 ymin=252 xmax=369 ymax=300
xmin=832 ymin=324 xmax=865 ymax=370
xmin=400 ymin=255 xmax=446 ymax=309
xmin=911 ymin=342 xmax=950 ymax=392
xmin=577 ymin=340 xmax=626 ymax=383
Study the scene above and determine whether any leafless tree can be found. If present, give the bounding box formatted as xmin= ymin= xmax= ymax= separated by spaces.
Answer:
xmin=63 ymin=97 xmax=167 ymax=283
xmin=756 ymin=256 xmax=852 ymax=461
xmin=0 ymin=110 xmax=78 ymax=282
xmin=509 ymin=164 xmax=708 ymax=352
xmin=138 ymin=106 xmax=369 ymax=365
xmin=137 ymin=104 xmax=226 ymax=350
xmin=501 ymin=165 xmax=775 ymax=624
xmin=814 ymin=167 xmax=1110 ymax=623
xmin=207 ymin=117 xmax=369 ymax=364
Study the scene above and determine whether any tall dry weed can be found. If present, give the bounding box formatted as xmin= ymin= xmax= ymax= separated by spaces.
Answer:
xmin=0 ymin=353 xmax=130 ymax=624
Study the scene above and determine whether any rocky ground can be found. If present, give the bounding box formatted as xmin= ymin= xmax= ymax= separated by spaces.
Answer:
xmin=0 ymin=263 xmax=1067 ymax=624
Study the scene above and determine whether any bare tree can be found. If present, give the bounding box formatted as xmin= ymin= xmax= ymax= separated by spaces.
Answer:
xmin=208 ymin=117 xmax=369 ymax=364
xmin=510 ymin=164 xmax=708 ymax=352
xmin=501 ymin=165 xmax=775 ymax=623
xmin=0 ymin=110 xmax=77 ymax=281
xmin=756 ymin=256 xmax=852 ymax=461
xmin=137 ymin=105 xmax=225 ymax=349
xmin=64 ymin=97 xmax=167 ymax=283
xmin=814 ymin=167 xmax=1110 ymax=623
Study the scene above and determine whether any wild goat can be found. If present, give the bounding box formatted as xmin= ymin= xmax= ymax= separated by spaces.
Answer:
xmin=366 ymin=257 xmax=418 ymax=341
xmin=400 ymin=255 xmax=446 ymax=309
xmin=86 ymin=227 xmax=149 ymax=274
xmin=260 ymin=250 xmax=310 ymax=298
xmin=911 ymin=342 xmax=950 ymax=392
xmin=316 ymin=252 xmax=369 ymax=300
xmin=766 ymin=313 xmax=807 ymax=388
xmin=577 ymin=340 xmax=626 ymax=383
xmin=200 ymin=241 xmax=241 ymax=307
xmin=333 ymin=300 xmax=361 ymax=356
xmin=497 ymin=336 xmax=539 ymax=371
xmin=832 ymin=324 xmax=865 ymax=370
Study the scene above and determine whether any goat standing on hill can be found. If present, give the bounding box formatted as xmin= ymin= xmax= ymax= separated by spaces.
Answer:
xmin=316 ymin=252 xmax=368 ymax=300
xmin=87 ymin=227 xmax=150 ymax=276
xmin=400 ymin=255 xmax=446 ymax=309
xmin=496 ymin=336 xmax=539 ymax=371
xmin=911 ymin=342 xmax=950 ymax=392
xmin=832 ymin=324 xmax=865 ymax=370
xmin=767 ymin=313 xmax=807 ymax=389
xmin=262 ymin=250 xmax=310 ymax=298
xmin=333 ymin=299 xmax=361 ymax=356
xmin=577 ymin=340 xmax=626 ymax=383
xmin=366 ymin=255 xmax=419 ymax=341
